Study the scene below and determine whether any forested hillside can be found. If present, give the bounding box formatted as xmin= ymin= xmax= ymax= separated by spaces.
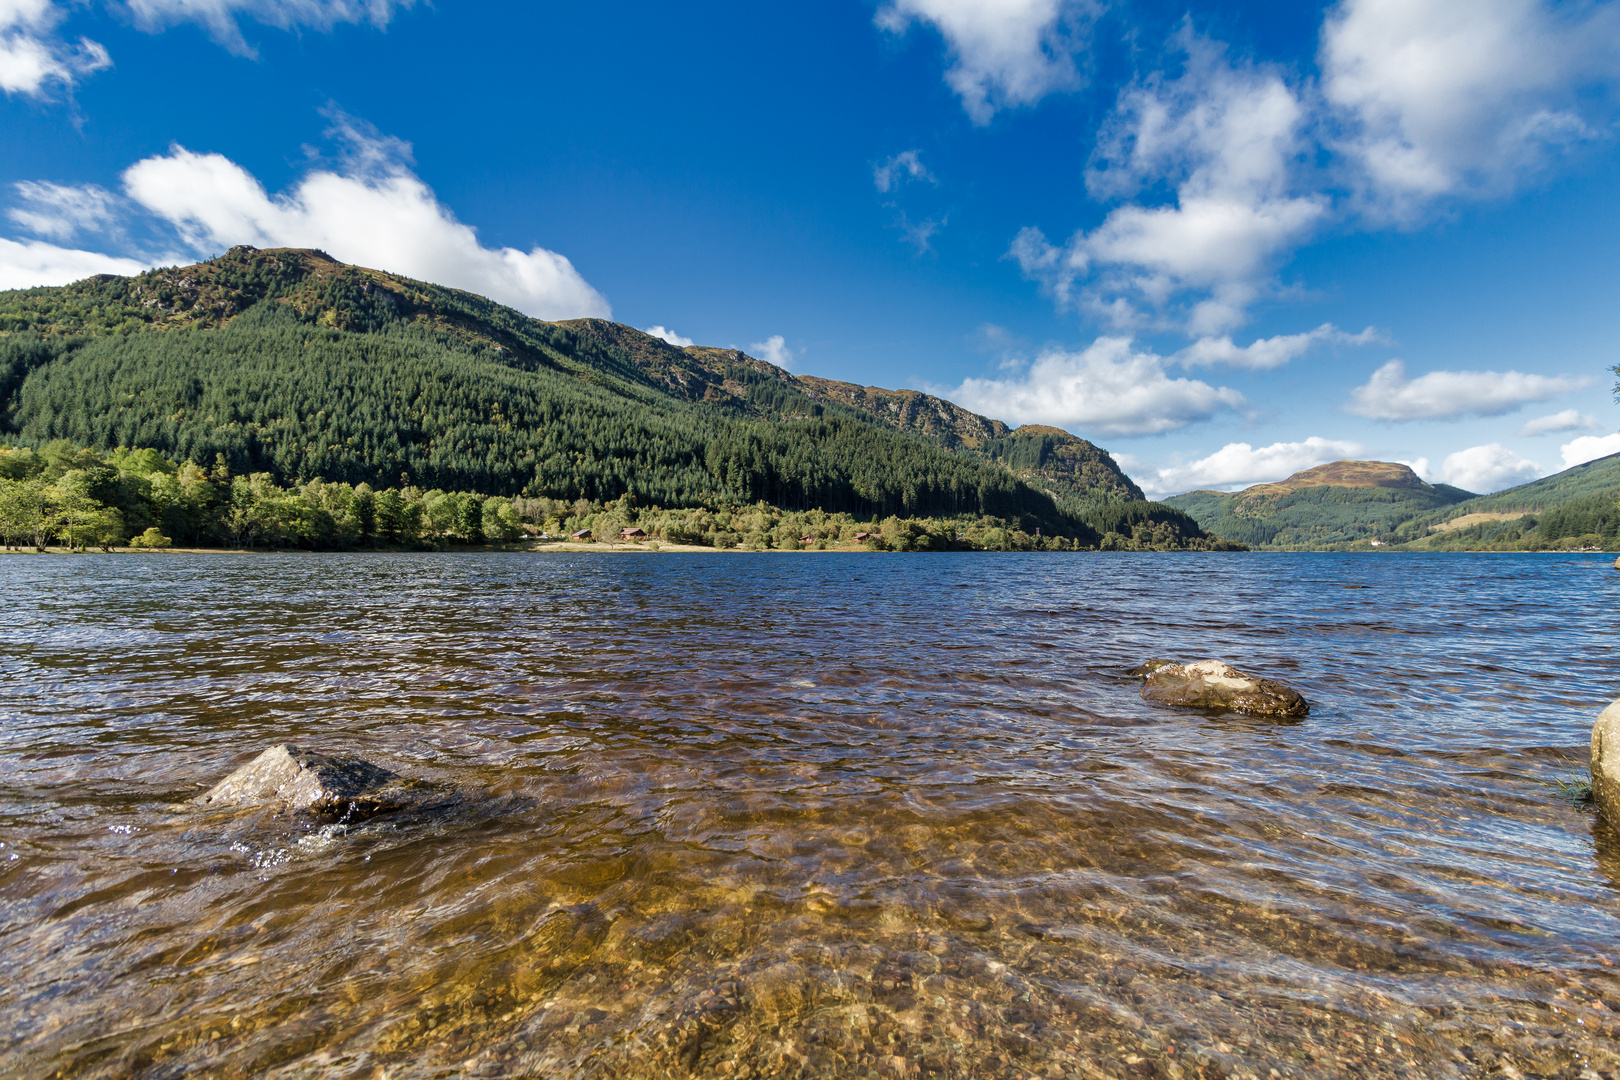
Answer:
xmin=0 ymin=246 xmax=1226 ymax=552
xmin=550 ymin=318 xmax=1147 ymax=505
xmin=1394 ymin=452 xmax=1620 ymax=550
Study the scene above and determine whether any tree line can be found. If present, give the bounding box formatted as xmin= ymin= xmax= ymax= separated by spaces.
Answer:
xmin=0 ymin=440 xmax=1244 ymax=552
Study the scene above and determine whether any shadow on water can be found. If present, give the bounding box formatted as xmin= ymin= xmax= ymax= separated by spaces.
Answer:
xmin=0 ymin=551 xmax=1617 ymax=1078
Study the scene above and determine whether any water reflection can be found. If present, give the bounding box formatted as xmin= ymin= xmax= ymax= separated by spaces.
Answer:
xmin=1 ymin=552 xmax=1617 ymax=1078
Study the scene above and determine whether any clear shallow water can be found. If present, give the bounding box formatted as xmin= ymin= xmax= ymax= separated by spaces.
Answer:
xmin=1 ymin=551 xmax=1618 ymax=1079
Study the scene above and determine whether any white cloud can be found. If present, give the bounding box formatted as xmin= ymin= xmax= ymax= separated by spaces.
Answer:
xmin=875 ymin=0 xmax=1093 ymax=124
xmin=0 ymin=236 xmax=146 ymax=289
xmin=1518 ymin=408 xmax=1600 ymax=437
xmin=117 ymin=114 xmax=609 ymax=320
xmin=943 ymin=335 xmax=1244 ymax=437
xmin=1132 ymin=436 xmax=1366 ymax=498
xmin=1013 ymin=34 xmax=1325 ymax=333
xmin=8 ymin=181 xmax=120 ymax=241
xmin=1561 ymin=432 xmax=1620 ymax=469
xmin=124 ymin=0 xmax=413 ymax=57
xmin=1346 ymin=359 xmax=1588 ymax=421
xmin=1173 ymin=323 xmax=1379 ymax=370
xmin=1437 ymin=442 xmax=1542 ymax=492
xmin=895 ymin=211 xmax=946 ymax=254
xmin=0 ymin=0 xmax=110 ymax=98
xmin=749 ymin=334 xmax=796 ymax=372
xmin=996 ymin=4 xmax=1620 ymax=330
xmin=874 ymin=149 xmax=936 ymax=193
xmin=1321 ymin=0 xmax=1620 ymax=217
xmin=1 ymin=0 xmax=406 ymax=101
xmin=643 ymin=325 xmax=693 ymax=348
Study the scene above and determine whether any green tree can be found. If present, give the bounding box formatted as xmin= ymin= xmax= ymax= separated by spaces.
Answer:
xmin=129 ymin=527 xmax=173 ymax=549
xmin=52 ymin=472 xmax=124 ymax=550
xmin=0 ymin=478 xmax=52 ymax=549
xmin=482 ymin=496 xmax=522 ymax=542
xmin=457 ymin=492 xmax=486 ymax=544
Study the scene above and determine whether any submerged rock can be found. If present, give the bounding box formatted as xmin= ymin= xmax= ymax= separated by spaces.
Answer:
xmin=198 ymin=744 xmax=419 ymax=820
xmin=1591 ymin=699 xmax=1620 ymax=822
xmin=1131 ymin=659 xmax=1309 ymax=718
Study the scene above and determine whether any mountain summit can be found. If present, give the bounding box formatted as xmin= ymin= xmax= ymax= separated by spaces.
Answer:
xmin=1165 ymin=459 xmax=1477 ymax=548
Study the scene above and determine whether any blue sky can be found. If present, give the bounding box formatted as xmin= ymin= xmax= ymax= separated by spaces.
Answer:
xmin=3 ymin=0 xmax=1618 ymax=496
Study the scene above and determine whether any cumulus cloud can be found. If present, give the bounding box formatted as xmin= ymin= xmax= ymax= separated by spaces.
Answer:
xmin=8 ymin=180 xmax=121 ymax=241
xmin=1321 ymin=0 xmax=1620 ymax=217
xmin=0 ymin=0 xmax=110 ymax=98
xmin=750 ymin=334 xmax=796 ymax=372
xmin=1173 ymin=323 xmax=1379 ymax=370
xmin=123 ymin=0 xmax=413 ymax=57
xmin=1131 ymin=436 xmax=1366 ymax=498
xmin=875 ymin=0 xmax=1094 ymax=124
xmin=643 ymin=325 xmax=693 ymax=348
xmin=1346 ymin=359 xmax=1587 ymax=421
xmin=994 ymin=4 xmax=1620 ymax=331
xmin=116 ymin=114 xmax=608 ymax=319
xmin=873 ymin=149 xmax=936 ymax=193
xmin=1561 ymin=432 xmax=1620 ymax=469
xmin=1436 ymin=442 xmax=1542 ymax=492
xmin=1012 ymin=34 xmax=1325 ymax=332
xmin=0 ymin=236 xmax=146 ymax=289
xmin=943 ymin=336 xmax=1243 ymax=437
xmin=1518 ymin=408 xmax=1600 ymax=437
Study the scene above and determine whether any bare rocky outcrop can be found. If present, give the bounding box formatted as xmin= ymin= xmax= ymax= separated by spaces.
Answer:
xmin=198 ymin=744 xmax=420 ymax=820
xmin=1591 ymin=700 xmax=1620 ymax=822
xmin=1128 ymin=659 xmax=1309 ymax=718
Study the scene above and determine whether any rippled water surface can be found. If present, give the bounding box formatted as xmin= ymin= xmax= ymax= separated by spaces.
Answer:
xmin=3 ymin=551 xmax=1619 ymax=1079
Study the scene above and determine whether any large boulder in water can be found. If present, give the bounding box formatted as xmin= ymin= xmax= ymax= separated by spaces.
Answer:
xmin=1591 ymin=700 xmax=1620 ymax=822
xmin=1129 ymin=659 xmax=1309 ymax=718
xmin=198 ymin=744 xmax=417 ymax=820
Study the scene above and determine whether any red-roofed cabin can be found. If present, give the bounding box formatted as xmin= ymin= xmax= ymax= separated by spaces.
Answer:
xmin=852 ymin=532 xmax=872 ymax=542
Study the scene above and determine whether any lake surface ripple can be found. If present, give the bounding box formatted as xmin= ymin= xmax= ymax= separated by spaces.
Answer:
xmin=2 ymin=552 xmax=1618 ymax=1079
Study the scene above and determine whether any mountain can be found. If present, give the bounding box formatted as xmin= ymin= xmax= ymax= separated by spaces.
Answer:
xmin=547 ymin=319 xmax=1145 ymax=506
xmin=0 ymin=246 xmax=1215 ymax=549
xmin=1167 ymin=454 xmax=1620 ymax=551
xmin=1164 ymin=460 xmax=1477 ymax=548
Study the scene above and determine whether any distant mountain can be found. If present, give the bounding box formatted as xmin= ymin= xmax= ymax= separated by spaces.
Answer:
xmin=1165 ymin=460 xmax=1477 ymax=548
xmin=1166 ymin=455 xmax=1620 ymax=551
xmin=0 ymin=246 xmax=1214 ymax=548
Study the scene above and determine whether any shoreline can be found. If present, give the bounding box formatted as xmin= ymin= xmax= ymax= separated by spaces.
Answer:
xmin=1 ymin=544 xmax=1613 ymax=556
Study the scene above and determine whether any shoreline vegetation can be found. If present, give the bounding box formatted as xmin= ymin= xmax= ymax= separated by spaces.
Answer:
xmin=0 ymin=441 xmax=1243 ymax=554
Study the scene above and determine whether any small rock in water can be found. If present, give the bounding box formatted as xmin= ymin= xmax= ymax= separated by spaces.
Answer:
xmin=1590 ymin=699 xmax=1620 ymax=822
xmin=197 ymin=744 xmax=416 ymax=820
xmin=1130 ymin=659 xmax=1309 ymax=718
